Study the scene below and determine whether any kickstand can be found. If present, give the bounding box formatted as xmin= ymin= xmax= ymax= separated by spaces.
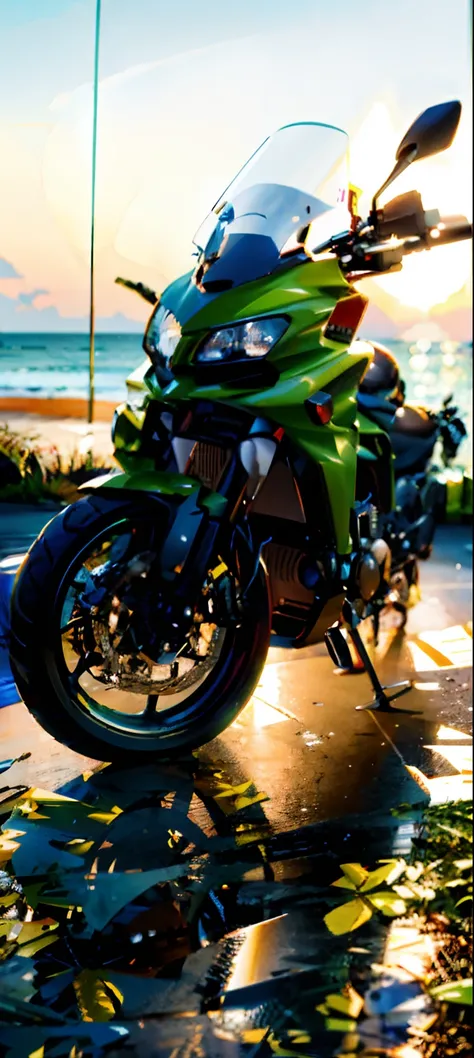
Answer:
xmin=347 ymin=624 xmax=418 ymax=714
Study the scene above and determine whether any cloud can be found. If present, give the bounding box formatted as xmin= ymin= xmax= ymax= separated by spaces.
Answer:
xmin=0 ymin=290 xmax=144 ymax=333
xmin=17 ymin=289 xmax=49 ymax=308
xmin=0 ymin=257 xmax=23 ymax=279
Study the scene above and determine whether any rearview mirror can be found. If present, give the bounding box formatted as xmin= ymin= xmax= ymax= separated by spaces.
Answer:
xmin=371 ymin=100 xmax=462 ymax=218
xmin=396 ymin=100 xmax=461 ymax=162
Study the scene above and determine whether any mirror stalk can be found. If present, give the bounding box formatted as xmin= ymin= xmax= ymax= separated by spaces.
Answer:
xmin=369 ymin=101 xmax=462 ymax=230
xmin=370 ymin=148 xmax=417 ymax=224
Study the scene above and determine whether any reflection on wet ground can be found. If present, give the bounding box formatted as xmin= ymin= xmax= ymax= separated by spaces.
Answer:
xmin=0 ymin=527 xmax=472 ymax=1055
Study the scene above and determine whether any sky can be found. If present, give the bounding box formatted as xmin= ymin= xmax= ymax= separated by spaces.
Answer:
xmin=0 ymin=0 xmax=472 ymax=336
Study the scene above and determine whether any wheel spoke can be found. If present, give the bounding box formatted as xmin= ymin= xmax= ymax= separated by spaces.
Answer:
xmin=70 ymin=651 xmax=102 ymax=686
xmin=144 ymin=694 xmax=159 ymax=715
xmin=70 ymin=653 xmax=91 ymax=686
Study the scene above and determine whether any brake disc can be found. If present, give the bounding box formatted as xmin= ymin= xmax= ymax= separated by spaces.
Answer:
xmin=67 ymin=549 xmax=229 ymax=696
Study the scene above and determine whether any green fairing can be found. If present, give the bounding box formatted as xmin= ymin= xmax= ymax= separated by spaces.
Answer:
xmin=119 ymin=256 xmax=378 ymax=554
xmin=112 ymin=403 xmax=146 ymax=452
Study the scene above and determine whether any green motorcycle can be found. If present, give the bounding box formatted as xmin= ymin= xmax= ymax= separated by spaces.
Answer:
xmin=10 ymin=101 xmax=472 ymax=762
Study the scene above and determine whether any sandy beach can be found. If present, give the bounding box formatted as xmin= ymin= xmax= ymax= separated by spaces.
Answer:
xmin=0 ymin=396 xmax=117 ymax=421
xmin=0 ymin=407 xmax=116 ymax=461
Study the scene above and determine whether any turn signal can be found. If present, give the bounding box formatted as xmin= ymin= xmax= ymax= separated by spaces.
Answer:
xmin=304 ymin=391 xmax=333 ymax=425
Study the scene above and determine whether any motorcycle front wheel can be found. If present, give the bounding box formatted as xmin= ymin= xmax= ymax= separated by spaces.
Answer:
xmin=9 ymin=492 xmax=271 ymax=763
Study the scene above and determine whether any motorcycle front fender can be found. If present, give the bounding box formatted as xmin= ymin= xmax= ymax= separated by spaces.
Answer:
xmin=79 ymin=468 xmax=227 ymax=517
xmin=80 ymin=469 xmax=228 ymax=584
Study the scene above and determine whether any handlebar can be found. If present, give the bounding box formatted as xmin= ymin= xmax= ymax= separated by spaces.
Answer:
xmin=424 ymin=215 xmax=473 ymax=247
xmin=337 ymin=211 xmax=472 ymax=279
xmin=382 ymin=215 xmax=472 ymax=260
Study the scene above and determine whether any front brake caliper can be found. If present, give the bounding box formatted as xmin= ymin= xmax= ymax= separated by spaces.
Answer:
xmin=206 ymin=557 xmax=242 ymax=625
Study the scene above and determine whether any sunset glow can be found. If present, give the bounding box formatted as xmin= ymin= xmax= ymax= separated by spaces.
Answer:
xmin=0 ymin=0 xmax=471 ymax=335
xmin=351 ymin=103 xmax=472 ymax=312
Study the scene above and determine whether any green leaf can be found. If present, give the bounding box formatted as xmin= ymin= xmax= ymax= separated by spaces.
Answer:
xmin=234 ymin=823 xmax=271 ymax=847
xmin=0 ymin=831 xmax=22 ymax=864
xmin=22 ymin=883 xmax=45 ymax=910
xmin=62 ymin=839 xmax=95 ymax=857
xmin=332 ymin=876 xmax=357 ymax=891
xmin=233 ymin=791 xmax=270 ymax=811
xmin=325 ymin=1017 xmax=358 ymax=1033
xmin=360 ymin=860 xmax=405 ymax=892
xmin=368 ymin=890 xmax=407 ymax=917
xmin=429 ymin=978 xmax=472 ymax=1006
xmin=16 ymin=933 xmax=59 ymax=958
xmin=196 ymin=774 xmax=270 ymax=815
xmin=455 ymin=894 xmax=473 ymax=909
xmin=436 ymin=822 xmax=472 ymax=842
xmin=0 ymin=892 xmax=19 ymax=909
xmin=73 ymin=969 xmax=124 ymax=1022
xmin=16 ymin=919 xmax=58 ymax=945
xmin=213 ymin=779 xmax=254 ymax=798
xmin=324 ymin=986 xmax=364 ymax=1018
xmin=453 ymin=858 xmax=472 ymax=871
xmin=324 ymin=898 xmax=372 ymax=935
xmin=340 ymin=863 xmax=370 ymax=887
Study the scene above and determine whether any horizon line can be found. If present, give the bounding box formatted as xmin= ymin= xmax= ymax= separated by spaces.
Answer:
xmin=1 ymin=331 xmax=472 ymax=342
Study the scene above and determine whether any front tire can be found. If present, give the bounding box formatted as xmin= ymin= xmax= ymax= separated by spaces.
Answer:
xmin=9 ymin=493 xmax=270 ymax=763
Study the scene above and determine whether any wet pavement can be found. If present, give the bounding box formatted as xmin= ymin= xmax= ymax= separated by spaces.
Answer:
xmin=0 ymin=523 xmax=471 ymax=1056
xmin=2 ymin=525 xmax=471 ymax=812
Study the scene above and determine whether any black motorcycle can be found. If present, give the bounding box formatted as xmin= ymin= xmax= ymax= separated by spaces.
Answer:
xmin=357 ymin=340 xmax=468 ymax=631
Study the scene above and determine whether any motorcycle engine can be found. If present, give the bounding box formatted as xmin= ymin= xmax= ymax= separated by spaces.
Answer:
xmin=348 ymin=497 xmax=392 ymax=604
xmin=349 ymin=532 xmax=392 ymax=606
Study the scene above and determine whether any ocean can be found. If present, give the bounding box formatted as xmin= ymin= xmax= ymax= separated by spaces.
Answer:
xmin=0 ymin=333 xmax=143 ymax=404
xmin=0 ymin=332 xmax=472 ymax=463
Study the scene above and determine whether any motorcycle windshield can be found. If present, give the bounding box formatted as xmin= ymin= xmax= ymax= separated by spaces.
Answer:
xmin=192 ymin=122 xmax=350 ymax=289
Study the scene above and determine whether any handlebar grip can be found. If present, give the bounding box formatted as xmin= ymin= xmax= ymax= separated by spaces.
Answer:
xmin=428 ymin=215 xmax=472 ymax=246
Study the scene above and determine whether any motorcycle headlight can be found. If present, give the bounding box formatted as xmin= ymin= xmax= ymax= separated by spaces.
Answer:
xmin=144 ymin=304 xmax=182 ymax=383
xmin=196 ymin=317 xmax=289 ymax=363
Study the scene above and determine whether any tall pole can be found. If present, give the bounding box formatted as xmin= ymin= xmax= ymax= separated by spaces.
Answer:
xmin=88 ymin=0 xmax=101 ymax=426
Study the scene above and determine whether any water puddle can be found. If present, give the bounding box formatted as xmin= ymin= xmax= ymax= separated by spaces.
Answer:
xmin=0 ymin=752 xmax=471 ymax=1056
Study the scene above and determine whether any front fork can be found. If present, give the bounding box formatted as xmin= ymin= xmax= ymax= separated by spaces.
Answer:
xmin=162 ymin=419 xmax=281 ymax=639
